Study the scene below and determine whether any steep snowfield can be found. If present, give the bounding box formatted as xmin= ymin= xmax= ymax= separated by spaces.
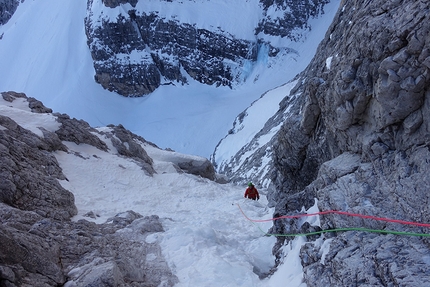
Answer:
xmin=56 ymin=139 xmax=276 ymax=286
xmin=212 ymin=80 xmax=299 ymax=175
xmin=0 ymin=0 xmax=340 ymax=158
xmin=0 ymin=96 xmax=317 ymax=286
xmin=213 ymin=0 xmax=341 ymax=170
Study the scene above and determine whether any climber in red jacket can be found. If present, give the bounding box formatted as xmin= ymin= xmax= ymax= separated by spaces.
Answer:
xmin=244 ymin=182 xmax=260 ymax=200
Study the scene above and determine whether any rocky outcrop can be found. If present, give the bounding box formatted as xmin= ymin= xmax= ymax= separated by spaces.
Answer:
xmin=84 ymin=0 xmax=330 ymax=96
xmin=55 ymin=113 xmax=109 ymax=152
xmin=106 ymin=124 xmax=156 ymax=175
xmin=158 ymin=150 xmax=218 ymax=181
xmin=263 ymin=0 xmax=430 ymax=285
xmin=257 ymin=0 xmax=330 ymax=40
xmin=0 ymin=94 xmax=76 ymax=221
xmin=0 ymin=92 xmax=179 ymax=286
xmin=0 ymin=204 xmax=178 ymax=287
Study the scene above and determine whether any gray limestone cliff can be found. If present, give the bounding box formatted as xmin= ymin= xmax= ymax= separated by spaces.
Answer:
xmin=291 ymin=0 xmax=430 ymax=284
xmin=0 ymin=92 xmax=191 ymax=287
xmin=219 ymin=0 xmax=430 ymax=285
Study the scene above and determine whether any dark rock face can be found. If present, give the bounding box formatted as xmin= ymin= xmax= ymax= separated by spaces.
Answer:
xmin=257 ymin=0 xmax=331 ymax=40
xmin=264 ymin=0 xmax=430 ymax=285
xmin=0 ymin=0 xmax=22 ymax=25
xmin=102 ymin=0 xmax=138 ymax=8
xmin=0 ymin=94 xmax=76 ymax=221
xmin=84 ymin=0 xmax=330 ymax=96
xmin=84 ymin=5 xmax=255 ymax=96
xmin=0 ymin=93 xmax=178 ymax=287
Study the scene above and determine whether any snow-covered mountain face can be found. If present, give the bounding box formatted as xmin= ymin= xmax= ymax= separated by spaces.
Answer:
xmin=0 ymin=0 xmax=340 ymax=159
xmin=85 ymin=0 xmax=330 ymax=96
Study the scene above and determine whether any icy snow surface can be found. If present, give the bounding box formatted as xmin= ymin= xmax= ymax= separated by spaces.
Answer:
xmin=0 ymin=0 xmax=340 ymax=158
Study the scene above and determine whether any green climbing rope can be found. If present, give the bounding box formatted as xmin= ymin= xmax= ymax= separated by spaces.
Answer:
xmin=239 ymin=204 xmax=430 ymax=237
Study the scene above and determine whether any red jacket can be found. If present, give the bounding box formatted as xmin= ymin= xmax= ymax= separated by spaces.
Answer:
xmin=244 ymin=186 xmax=259 ymax=200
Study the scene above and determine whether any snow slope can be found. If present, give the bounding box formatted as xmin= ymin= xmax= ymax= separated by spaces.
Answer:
xmin=213 ymin=0 xmax=341 ymax=169
xmin=213 ymin=80 xmax=299 ymax=173
xmin=0 ymin=0 xmax=340 ymax=159
xmin=1 ymin=96 xmax=325 ymax=287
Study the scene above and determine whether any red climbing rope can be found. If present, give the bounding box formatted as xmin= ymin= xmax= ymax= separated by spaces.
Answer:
xmin=237 ymin=204 xmax=430 ymax=228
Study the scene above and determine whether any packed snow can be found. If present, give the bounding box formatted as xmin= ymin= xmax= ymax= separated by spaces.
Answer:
xmin=325 ymin=56 xmax=333 ymax=70
xmin=1 ymin=96 xmax=325 ymax=286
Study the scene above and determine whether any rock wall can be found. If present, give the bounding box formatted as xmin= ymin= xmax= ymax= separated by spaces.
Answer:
xmin=0 ymin=92 xmax=76 ymax=221
xmin=267 ymin=0 xmax=430 ymax=285
xmin=257 ymin=0 xmax=330 ymax=40
xmin=0 ymin=92 xmax=178 ymax=286
xmin=0 ymin=0 xmax=22 ymax=26
xmin=84 ymin=0 xmax=330 ymax=96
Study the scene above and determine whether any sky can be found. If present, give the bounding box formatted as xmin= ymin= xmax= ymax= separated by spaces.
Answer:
xmin=0 ymin=0 xmax=341 ymax=159
xmin=0 ymin=95 xmax=331 ymax=286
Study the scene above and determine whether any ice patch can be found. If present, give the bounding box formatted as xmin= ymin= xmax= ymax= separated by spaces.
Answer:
xmin=320 ymin=238 xmax=333 ymax=265
xmin=326 ymin=56 xmax=333 ymax=70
